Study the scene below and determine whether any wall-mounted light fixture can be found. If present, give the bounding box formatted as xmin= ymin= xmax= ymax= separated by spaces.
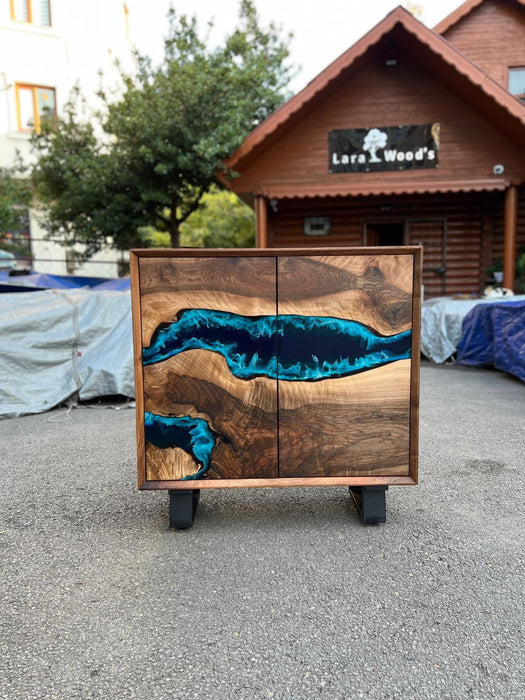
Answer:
xmin=493 ymin=164 xmax=504 ymax=175
xmin=269 ymin=198 xmax=279 ymax=213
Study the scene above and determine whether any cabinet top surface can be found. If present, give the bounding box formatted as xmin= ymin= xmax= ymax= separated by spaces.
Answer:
xmin=131 ymin=246 xmax=422 ymax=259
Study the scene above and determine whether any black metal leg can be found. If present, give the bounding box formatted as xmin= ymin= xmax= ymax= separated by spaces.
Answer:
xmin=349 ymin=486 xmax=388 ymax=524
xmin=169 ymin=489 xmax=200 ymax=529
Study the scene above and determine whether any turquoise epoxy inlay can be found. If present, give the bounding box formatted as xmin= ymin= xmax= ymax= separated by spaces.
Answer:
xmin=144 ymin=412 xmax=216 ymax=480
xmin=143 ymin=308 xmax=411 ymax=381
xmin=144 ymin=308 xmax=412 ymax=479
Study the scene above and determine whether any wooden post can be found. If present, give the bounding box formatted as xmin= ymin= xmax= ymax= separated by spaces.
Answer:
xmin=503 ymin=186 xmax=517 ymax=291
xmin=256 ymin=196 xmax=268 ymax=248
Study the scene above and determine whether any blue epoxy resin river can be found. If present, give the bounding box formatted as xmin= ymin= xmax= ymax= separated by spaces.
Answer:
xmin=142 ymin=308 xmax=412 ymax=381
xmin=143 ymin=308 xmax=412 ymax=479
xmin=144 ymin=412 xmax=216 ymax=480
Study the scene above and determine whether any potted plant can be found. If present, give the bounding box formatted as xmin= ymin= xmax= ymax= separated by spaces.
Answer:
xmin=486 ymin=249 xmax=525 ymax=291
xmin=486 ymin=258 xmax=503 ymax=285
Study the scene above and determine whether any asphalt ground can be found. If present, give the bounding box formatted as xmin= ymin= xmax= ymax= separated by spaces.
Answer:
xmin=1 ymin=361 xmax=524 ymax=699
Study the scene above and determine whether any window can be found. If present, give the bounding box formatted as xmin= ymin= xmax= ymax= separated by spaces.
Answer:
xmin=508 ymin=67 xmax=525 ymax=102
xmin=10 ymin=0 xmax=51 ymax=27
xmin=16 ymin=84 xmax=56 ymax=131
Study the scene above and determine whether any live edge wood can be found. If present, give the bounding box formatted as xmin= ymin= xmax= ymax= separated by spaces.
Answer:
xmin=131 ymin=247 xmax=421 ymax=490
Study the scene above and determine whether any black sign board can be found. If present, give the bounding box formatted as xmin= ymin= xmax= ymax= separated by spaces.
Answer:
xmin=329 ymin=124 xmax=440 ymax=173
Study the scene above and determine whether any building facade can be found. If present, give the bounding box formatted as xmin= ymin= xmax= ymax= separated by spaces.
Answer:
xmin=223 ymin=0 xmax=525 ymax=296
xmin=0 ymin=0 xmax=134 ymax=276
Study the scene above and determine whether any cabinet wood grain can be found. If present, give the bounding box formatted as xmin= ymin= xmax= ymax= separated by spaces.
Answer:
xmin=131 ymin=248 xmax=421 ymax=489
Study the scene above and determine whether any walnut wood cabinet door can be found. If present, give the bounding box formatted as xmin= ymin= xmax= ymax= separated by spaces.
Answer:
xmin=276 ymin=254 xmax=415 ymax=478
xmin=133 ymin=249 xmax=420 ymax=487
xmin=136 ymin=255 xmax=278 ymax=482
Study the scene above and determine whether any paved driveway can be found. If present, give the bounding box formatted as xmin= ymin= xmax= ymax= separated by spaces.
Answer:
xmin=1 ymin=362 xmax=524 ymax=699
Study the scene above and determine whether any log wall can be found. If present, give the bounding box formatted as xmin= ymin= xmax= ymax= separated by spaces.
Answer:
xmin=267 ymin=189 xmax=525 ymax=297
xmin=441 ymin=0 xmax=525 ymax=90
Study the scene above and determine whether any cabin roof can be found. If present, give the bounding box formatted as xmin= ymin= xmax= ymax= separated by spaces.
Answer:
xmin=224 ymin=5 xmax=525 ymax=180
xmin=249 ymin=179 xmax=508 ymax=202
xmin=434 ymin=0 xmax=525 ymax=35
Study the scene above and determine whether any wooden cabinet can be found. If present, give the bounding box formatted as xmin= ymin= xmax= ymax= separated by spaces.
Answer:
xmin=131 ymin=248 xmax=421 ymax=494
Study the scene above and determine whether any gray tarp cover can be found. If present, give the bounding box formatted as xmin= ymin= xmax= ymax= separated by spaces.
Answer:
xmin=0 ymin=289 xmax=134 ymax=418
xmin=3 ymin=289 xmax=524 ymax=417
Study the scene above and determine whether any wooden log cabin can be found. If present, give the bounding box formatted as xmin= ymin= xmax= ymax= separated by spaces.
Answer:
xmin=221 ymin=0 xmax=525 ymax=297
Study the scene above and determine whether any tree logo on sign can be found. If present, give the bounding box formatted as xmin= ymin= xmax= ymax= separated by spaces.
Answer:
xmin=363 ymin=128 xmax=388 ymax=163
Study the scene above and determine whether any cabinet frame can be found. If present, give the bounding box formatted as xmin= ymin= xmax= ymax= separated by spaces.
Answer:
xmin=131 ymin=247 xmax=421 ymax=491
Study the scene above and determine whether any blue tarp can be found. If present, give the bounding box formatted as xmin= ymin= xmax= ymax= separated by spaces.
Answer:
xmin=456 ymin=300 xmax=525 ymax=382
xmin=1 ymin=273 xmax=81 ymax=289
xmin=92 ymin=276 xmax=130 ymax=291
xmin=0 ymin=284 xmax=36 ymax=293
xmin=0 ymin=271 xmax=126 ymax=291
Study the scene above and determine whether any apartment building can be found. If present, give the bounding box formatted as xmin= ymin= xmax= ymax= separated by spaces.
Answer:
xmin=0 ymin=0 xmax=135 ymax=276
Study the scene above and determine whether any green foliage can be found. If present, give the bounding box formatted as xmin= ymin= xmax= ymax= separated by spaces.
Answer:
xmin=486 ymin=247 xmax=525 ymax=291
xmin=30 ymin=92 xmax=151 ymax=261
xmin=138 ymin=186 xmax=255 ymax=249
xmin=180 ymin=186 xmax=255 ymax=248
xmin=0 ymin=165 xmax=32 ymax=236
xmin=138 ymin=227 xmax=171 ymax=248
xmin=29 ymin=1 xmax=293 ymax=257
xmin=0 ymin=165 xmax=32 ymax=263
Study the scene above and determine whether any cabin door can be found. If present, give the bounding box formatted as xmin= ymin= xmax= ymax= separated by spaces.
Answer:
xmin=276 ymin=253 xmax=414 ymax=479
xmin=139 ymin=255 xmax=279 ymax=482
xmin=407 ymin=218 xmax=447 ymax=298
xmin=364 ymin=221 xmax=406 ymax=247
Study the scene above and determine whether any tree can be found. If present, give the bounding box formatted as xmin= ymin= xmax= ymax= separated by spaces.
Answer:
xmin=30 ymin=1 xmax=293 ymax=257
xmin=181 ymin=187 xmax=255 ymax=248
xmin=142 ymin=185 xmax=255 ymax=248
xmin=28 ymin=93 xmax=153 ymax=261
xmin=0 ymin=166 xmax=32 ymax=236
xmin=0 ymin=165 xmax=32 ymax=261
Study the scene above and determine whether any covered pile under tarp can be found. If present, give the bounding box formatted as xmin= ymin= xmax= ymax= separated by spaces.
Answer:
xmin=457 ymin=299 xmax=525 ymax=382
xmin=0 ymin=289 xmax=134 ymax=418
xmin=421 ymin=295 xmax=525 ymax=364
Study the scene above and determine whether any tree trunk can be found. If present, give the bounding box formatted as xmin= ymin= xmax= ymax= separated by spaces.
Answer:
xmin=170 ymin=206 xmax=180 ymax=248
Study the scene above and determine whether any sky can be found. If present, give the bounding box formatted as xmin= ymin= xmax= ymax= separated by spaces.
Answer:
xmin=127 ymin=0 xmax=462 ymax=92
